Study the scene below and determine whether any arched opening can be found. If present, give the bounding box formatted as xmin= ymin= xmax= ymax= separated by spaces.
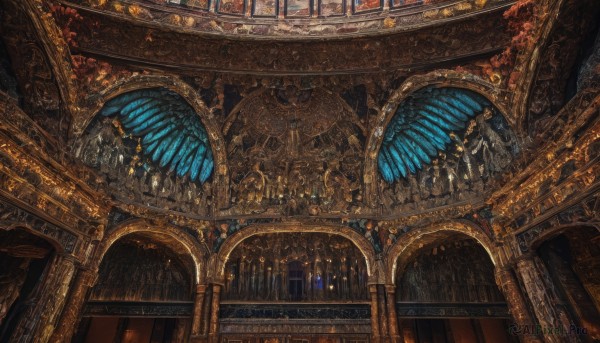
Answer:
xmin=74 ymin=233 xmax=196 ymax=343
xmin=0 ymin=229 xmax=54 ymax=343
xmin=395 ymin=233 xmax=515 ymax=343
xmin=536 ymin=226 xmax=600 ymax=341
xmin=220 ymin=232 xmax=371 ymax=342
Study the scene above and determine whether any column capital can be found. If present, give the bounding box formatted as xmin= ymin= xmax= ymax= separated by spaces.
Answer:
xmin=514 ymin=252 xmax=536 ymax=265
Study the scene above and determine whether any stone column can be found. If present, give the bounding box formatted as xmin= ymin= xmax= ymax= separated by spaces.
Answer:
xmin=369 ymin=284 xmax=381 ymax=343
xmin=495 ymin=266 xmax=542 ymax=343
xmin=515 ymin=256 xmax=576 ymax=343
xmin=377 ymin=285 xmax=389 ymax=342
xmin=192 ymin=284 xmax=207 ymax=336
xmin=385 ymin=285 xmax=401 ymax=343
xmin=49 ymin=267 xmax=98 ymax=343
xmin=11 ymin=254 xmax=77 ymax=343
xmin=208 ymin=284 xmax=221 ymax=343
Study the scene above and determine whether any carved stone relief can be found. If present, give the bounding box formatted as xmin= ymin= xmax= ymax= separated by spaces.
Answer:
xmin=224 ymin=87 xmax=365 ymax=216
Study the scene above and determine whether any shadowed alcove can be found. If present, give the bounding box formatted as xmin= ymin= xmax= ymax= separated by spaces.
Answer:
xmin=75 ymin=233 xmax=195 ymax=343
xmin=219 ymin=232 xmax=372 ymax=342
xmin=395 ymin=234 xmax=515 ymax=343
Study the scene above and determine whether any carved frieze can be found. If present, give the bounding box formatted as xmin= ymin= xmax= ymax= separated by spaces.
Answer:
xmin=84 ymin=301 xmax=194 ymax=317
xmin=395 ymin=303 xmax=509 ymax=318
xmin=64 ymin=6 xmax=511 ymax=75
xmin=219 ymin=304 xmax=371 ymax=319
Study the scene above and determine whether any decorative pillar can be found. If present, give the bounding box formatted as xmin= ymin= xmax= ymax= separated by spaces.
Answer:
xmin=515 ymin=256 xmax=576 ymax=343
xmin=192 ymin=284 xmax=207 ymax=336
xmin=369 ymin=284 xmax=381 ymax=343
xmin=11 ymin=254 xmax=77 ymax=343
xmin=385 ymin=285 xmax=401 ymax=343
xmin=541 ymin=244 xmax=600 ymax=340
xmin=208 ymin=284 xmax=221 ymax=343
xmin=495 ymin=266 xmax=542 ymax=343
xmin=377 ymin=285 xmax=389 ymax=342
xmin=49 ymin=267 xmax=98 ymax=343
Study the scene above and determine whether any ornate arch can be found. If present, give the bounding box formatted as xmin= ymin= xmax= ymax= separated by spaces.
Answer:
xmin=14 ymin=0 xmax=79 ymax=116
xmin=95 ymin=219 xmax=207 ymax=283
xmin=510 ymin=0 xmax=571 ymax=134
xmin=214 ymin=223 xmax=377 ymax=282
xmin=385 ymin=220 xmax=499 ymax=285
xmin=363 ymin=70 xmax=512 ymax=204
xmin=74 ymin=75 xmax=230 ymax=207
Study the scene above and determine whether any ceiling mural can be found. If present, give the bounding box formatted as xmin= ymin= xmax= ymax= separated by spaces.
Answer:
xmin=378 ymin=86 xmax=491 ymax=183
xmin=377 ymin=86 xmax=519 ymax=214
xmin=74 ymin=88 xmax=215 ymax=216
xmin=99 ymin=88 xmax=215 ymax=184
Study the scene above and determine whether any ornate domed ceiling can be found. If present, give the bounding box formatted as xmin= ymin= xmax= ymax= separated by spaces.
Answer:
xmin=59 ymin=0 xmax=512 ymax=38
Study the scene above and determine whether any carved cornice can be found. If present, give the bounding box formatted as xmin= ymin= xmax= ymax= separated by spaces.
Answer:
xmin=65 ymin=4 xmax=511 ymax=75
xmin=515 ymin=190 xmax=600 ymax=253
xmin=0 ymin=95 xmax=111 ymax=235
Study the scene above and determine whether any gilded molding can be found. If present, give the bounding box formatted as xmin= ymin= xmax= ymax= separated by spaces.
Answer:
xmin=488 ymin=92 xmax=600 ymax=230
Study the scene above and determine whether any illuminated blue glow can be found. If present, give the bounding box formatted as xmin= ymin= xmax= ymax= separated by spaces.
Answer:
xmin=100 ymin=88 xmax=214 ymax=183
xmin=378 ymin=86 xmax=489 ymax=183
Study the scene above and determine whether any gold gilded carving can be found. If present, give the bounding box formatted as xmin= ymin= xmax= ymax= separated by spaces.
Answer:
xmin=489 ymin=97 xmax=600 ymax=231
xmin=224 ymin=88 xmax=364 ymax=216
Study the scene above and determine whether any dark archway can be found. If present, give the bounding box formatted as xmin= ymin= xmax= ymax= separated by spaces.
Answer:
xmin=395 ymin=234 xmax=515 ymax=343
xmin=75 ymin=234 xmax=196 ymax=343
xmin=537 ymin=226 xmax=600 ymax=341
xmin=0 ymin=229 xmax=54 ymax=343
